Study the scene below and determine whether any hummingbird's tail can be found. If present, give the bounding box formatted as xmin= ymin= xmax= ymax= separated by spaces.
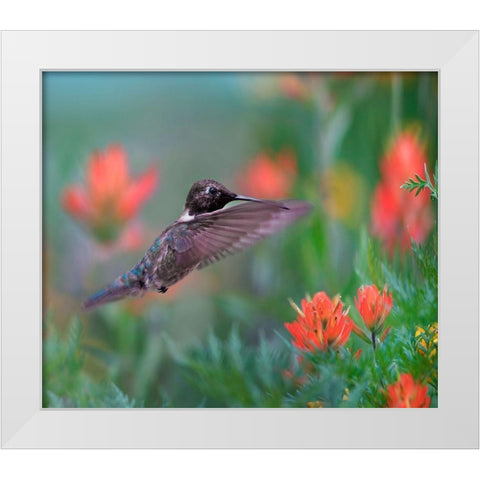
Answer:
xmin=82 ymin=283 xmax=128 ymax=310
xmin=82 ymin=268 xmax=146 ymax=311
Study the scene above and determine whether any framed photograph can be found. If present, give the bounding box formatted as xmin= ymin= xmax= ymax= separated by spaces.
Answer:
xmin=2 ymin=31 xmax=478 ymax=448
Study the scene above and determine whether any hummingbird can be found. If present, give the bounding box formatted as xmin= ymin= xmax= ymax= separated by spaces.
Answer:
xmin=82 ymin=179 xmax=312 ymax=310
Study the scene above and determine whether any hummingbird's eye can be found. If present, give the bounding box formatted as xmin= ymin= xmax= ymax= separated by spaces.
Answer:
xmin=208 ymin=186 xmax=218 ymax=195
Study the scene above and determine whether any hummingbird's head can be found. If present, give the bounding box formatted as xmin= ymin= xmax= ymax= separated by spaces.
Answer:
xmin=184 ymin=179 xmax=286 ymax=216
xmin=184 ymin=179 xmax=237 ymax=215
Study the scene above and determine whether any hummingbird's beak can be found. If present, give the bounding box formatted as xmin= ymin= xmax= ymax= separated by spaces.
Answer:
xmin=234 ymin=194 xmax=289 ymax=210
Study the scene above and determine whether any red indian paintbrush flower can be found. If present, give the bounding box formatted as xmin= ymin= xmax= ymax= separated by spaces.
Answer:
xmin=371 ymin=131 xmax=434 ymax=253
xmin=385 ymin=373 xmax=431 ymax=408
xmin=237 ymin=150 xmax=297 ymax=199
xmin=62 ymin=144 xmax=158 ymax=244
xmin=355 ymin=284 xmax=393 ymax=334
xmin=285 ymin=292 xmax=353 ymax=351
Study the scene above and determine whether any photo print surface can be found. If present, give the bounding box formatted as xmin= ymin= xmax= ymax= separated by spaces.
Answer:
xmin=42 ymin=72 xmax=438 ymax=408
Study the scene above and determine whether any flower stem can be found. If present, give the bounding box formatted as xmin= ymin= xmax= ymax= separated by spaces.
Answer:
xmin=371 ymin=331 xmax=376 ymax=352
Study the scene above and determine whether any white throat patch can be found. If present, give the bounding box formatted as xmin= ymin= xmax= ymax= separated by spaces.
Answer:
xmin=178 ymin=210 xmax=195 ymax=222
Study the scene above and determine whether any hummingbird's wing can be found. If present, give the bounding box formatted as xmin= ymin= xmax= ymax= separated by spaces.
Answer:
xmin=168 ymin=200 xmax=312 ymax=270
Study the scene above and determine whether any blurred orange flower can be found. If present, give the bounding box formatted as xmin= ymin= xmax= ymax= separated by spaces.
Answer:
xmin=385 ymin=373 xmax=431 ymax=408
xmin=355 ymin=284 xmax=393 ymax=334
xmin=117 ymin=222 xmax=146 ymax=251
xmin=371 ymin=131 xmax=434 ymax=253
xmin=285 ymin=292 xmax=353 ymax=352
xmin=279 ymin=73 xmax=311 ymax=101
xmin=237 ymin=150 xmax=297 ymax=199
xmin=62 ymin=144 xmax=158 ymax=244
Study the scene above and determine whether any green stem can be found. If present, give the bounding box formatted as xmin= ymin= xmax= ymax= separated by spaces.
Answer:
xmin=391 ymin=73 xmax=402 ymax=134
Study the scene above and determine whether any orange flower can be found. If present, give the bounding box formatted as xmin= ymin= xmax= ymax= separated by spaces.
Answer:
xmin=62 ymin=144 xmax=158 ymax=244
xmin=279 ymin=73 xmax=311 ymax=101
xmin=386 ymin=373 xmax=431 ymax=408
xmin=371 ymin=131 xmax=434 ymax=253
xmin=285 ymin=292 xmax=353 ymax=352
xmin=237 ymin=150 xmax=297 ymax=199
xmin=355 ymin=284 xmax=393 ymax=334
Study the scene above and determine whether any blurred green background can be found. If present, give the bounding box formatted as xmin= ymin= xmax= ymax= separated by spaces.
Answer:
xmin=42 ymin=72 xmax=437 ymax=407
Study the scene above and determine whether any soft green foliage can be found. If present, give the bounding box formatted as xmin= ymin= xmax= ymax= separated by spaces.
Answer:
xmin=43 ymin=317 xmax=140 ymax=407
xmin=166 ymin=327 xmax=295 ymax=407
